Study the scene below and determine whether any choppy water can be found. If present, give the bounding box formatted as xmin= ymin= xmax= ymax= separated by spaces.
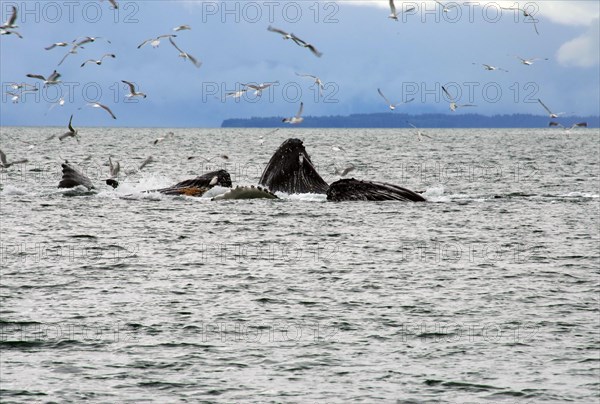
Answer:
xmin=1 ymin=127 xmax=599 ymax=403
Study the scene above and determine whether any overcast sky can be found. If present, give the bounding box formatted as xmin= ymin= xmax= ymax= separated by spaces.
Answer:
xmin=1 ymin=0 xmax=598 ymax=127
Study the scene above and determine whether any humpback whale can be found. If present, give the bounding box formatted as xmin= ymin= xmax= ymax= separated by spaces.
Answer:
xmin=149 ymin=169 xmax=231 ymax=196
xmin=212 ymin=185 xmax=278 ymax=201
xmin=259 ymin=138 xmax=329 ymax=194
xmin=58 ymin=163 xmax=95 ymax=190
xmin=57 ymin=164 xmax=232 ymax=196
xmin=57 ymin=139 xmax=426 ymax=202
xmin=327 ymin=178 xmax=426 ymax=202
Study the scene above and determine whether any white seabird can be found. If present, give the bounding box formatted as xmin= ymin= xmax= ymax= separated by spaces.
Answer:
xmin=0 ymin=149 xmax=28 ymax=168
xmin=501 ymin=6 xmax=539 ymax=34
xmin=377 ymin=88 xmax=414 ymax=111
xmin=267 ymin=26 xmax=322 ymax=57
xmin=168 ymin=37 xmax=201 ymax=68
xmin=388 ymin=0 xmax=415 ymax=20
xmin=515 ymin=56 xmax=548 ymax=66
xmin=137 ymin=34 xmax=176 ymax=49
xmin=442 ymin=86 xmax=476 ymax=112
xmin=26 ymin=70 xmax=61 ymax=86
xmin=296 ymin=73 xmax=324 ymax=97
xmin=80 ymin=53 xmax=116 ymax=67
xmin=58 ymin=115 xmax=79 ymax=142
xmin=122 ymin=80 xmax=147 ymax=98
xmin=241 ymin=82 xmax=278 ymax=96
xmin=407 ymin=121 xmax=433 ymax=141
xmin=87 ymin=102 xmax=117 ymax=120
xmin=538 ymin=99 xmax=565 ymax=119
xmin=45 ymin=42 xmax=70 ymax=50
xmin=282 ymin=102 xmax=304 ymax=124
xmin=435 ymin=1 xmax=458 ymax=13
xmin=1 ymin=5 xmax=18 ymax=29
xmin=473 ymin=63 xmax=509 ymax=72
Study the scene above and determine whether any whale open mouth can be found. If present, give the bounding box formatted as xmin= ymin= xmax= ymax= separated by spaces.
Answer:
xmin=259 ymin=138 xmax=329 ymax=194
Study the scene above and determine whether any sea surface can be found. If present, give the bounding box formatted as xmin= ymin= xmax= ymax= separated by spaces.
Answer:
xmin=1 ymin=127 xmax=598 ymax=403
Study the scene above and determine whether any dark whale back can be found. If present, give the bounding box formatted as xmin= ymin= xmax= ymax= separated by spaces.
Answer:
xmin=327 ymin=178 xmax=426 ymax=202
xmin=151 ymin=169 xmax=232 ymax=196
xmin=259 ymin=138 xmax=329 ymax=194
xmin=58 ymin=163 xmax=95 ymax=190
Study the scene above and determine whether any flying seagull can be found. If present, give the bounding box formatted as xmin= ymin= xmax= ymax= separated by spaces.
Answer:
xmin=290 ymin=34 xmax=323 ymax=57
xmin=153 ymin=131 xmax=174 ymax=145
xmin=73 ymin=36 xmax=111 ymax=47
xmin=407 ymin=121 xmax=433 ymax=141
xmin=137 ymin=34 xmax=177 ymax=49
xmin=58 ymin=115 xmax=79 ymax=142
xmin=549 ymin=121 xmax=587 ymax=131
xmin=435 ymin=0 xmax=458 ymax=13
xmin=46 ymin=92 xmax=67 ymax=114
xmin=58 ymin=36 xmax=111 ymax=65
xmin=6 ymin=88 xmax=37 ymax=103
xmin=241 ymin=82 xmax=278 ymax=96
xmin=388 ymin=0 xmax=415 ymax=20
xmin=267 ymin=26 xmax=322 ymax=57
xmin=0 ymin=149 xmax=28 ymax=168
xmin=8 ymin=82 xmax=37 ymax=91
xmin=45 ymin=42 xmax=71 ymax=50
xmin=138 ymin=156 xmax=154 ymax=171
xmin=1 ymin=28 xmax=22 ymax=38
xmin=296 ymin=73 xmax=324 ymax=96
xmin=377 ymin=88 xmax=414 ymax=111
xmin=173 ymin=25 xmax=191 ymax=31
xmin=500 ymin=6 xmax=539 ymax=34
xmin=515 ymin=56 xmax=548 ymax=66
xmin=122 ymin=80 xmax=147 ymax=98
xmin=442 ymin=86 xmax=476 ymax=112
xmin=168 ymin=37 xmax=201 ymax=68
xmin=103 ymin=0 xmax=119 ymax=9
xmin=538 ymin=99 xmax=565 ymax=119
xmin=5 ymin=91 xmax=20 ymax=103
xmin=109 ymin=157 xmax=120 ymax=178
xmin=26 ymin=70 xmax=61 ymax=86
xmin=282 ymin=102 xmax=304 ymax=124
xmin=473 ymin=63 xmax=509 ymax=72
xmin=388 ymin=0 xmax=399 ymax=20
xmin=80 ymin=53 xmax=116 ymax=67
xmin=86 ymin=102 xmax=117 ymax=120
xmin=334 ymin=163 xmax=355 ymax=177
xmin=1 ymin=5 xmax=18 ymax=29
xmin=224 ymin=89 xmax=248 ymax=100
xmin=267 ymin=25 xmax=294 ymax=40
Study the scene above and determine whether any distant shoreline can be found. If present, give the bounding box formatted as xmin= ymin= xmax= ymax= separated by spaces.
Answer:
xmin=222 ymin=113 xmax=600 ymax=129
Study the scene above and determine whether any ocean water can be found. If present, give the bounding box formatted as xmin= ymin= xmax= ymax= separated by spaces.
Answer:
xmin=0 ymin=127 xmax=598 ymax=403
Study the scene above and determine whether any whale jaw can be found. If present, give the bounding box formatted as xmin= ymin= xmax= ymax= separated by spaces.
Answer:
xmin=259 ymin=138 xmax=329 ymax=194
xmin=326 ymin=179 xmax=426 ymax=202
xmin=151 ymin=169 xmax=232 ymax=196
xmin=212 ymin=185 xmax=278 ymax=201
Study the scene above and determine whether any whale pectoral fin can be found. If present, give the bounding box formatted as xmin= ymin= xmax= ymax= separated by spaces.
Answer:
xmin=58 ymin=163 xmax=95 ymax=190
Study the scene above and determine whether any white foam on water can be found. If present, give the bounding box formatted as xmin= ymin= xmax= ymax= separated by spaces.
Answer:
xmin=422 ymin=184 xmax=449 ymax=202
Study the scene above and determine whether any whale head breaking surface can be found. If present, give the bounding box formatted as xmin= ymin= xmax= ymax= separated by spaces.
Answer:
xmin=152 ymin=169 xmax=232 ymax=196
xmin=326 ymin=178 xmax=426 ymax=202
xmin=259 ymin=138 xmax=329 ymax=194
